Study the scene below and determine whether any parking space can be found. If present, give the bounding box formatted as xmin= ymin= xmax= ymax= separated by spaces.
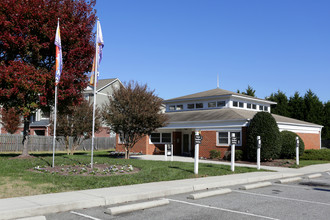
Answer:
xmin=46 ymin=172 xmax=330 ymax=220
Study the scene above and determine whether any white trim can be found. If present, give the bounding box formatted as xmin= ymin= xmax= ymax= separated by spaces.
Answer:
xmin=216 ymin=129 xmax=242 ymax=146
xmin=149 ymin=132 xmax=172 ymax=144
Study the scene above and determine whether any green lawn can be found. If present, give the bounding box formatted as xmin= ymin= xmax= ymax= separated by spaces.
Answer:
xmin=0 ymin=151 xmax=263 ymax=199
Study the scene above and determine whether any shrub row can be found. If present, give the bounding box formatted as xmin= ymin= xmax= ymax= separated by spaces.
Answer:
xmin=301 ymin=149 xmax=330 ymax=161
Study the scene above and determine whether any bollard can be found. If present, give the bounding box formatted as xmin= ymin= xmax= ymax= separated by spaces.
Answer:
xmin=194 ymin=130 xmax=200 ymax=175
xmin=231 ymin=133 xmax=235 ymax=172
xmin=164 ymin=144 xmax=168 ymax=161
xmin=257 ymin=136 xmax=261 ymax=170
xmin=171 ymin=144 xmax=173 ymax=161
xmin=296 ymin=137 xmax=299 ymax=166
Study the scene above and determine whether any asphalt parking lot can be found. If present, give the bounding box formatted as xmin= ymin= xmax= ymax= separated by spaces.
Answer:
xmin=46 ymin=172 xmax=330 ymax=220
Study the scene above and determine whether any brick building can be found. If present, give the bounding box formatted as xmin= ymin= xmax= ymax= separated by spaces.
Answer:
xmin=116 ymin=88 xmax=323 ymax=158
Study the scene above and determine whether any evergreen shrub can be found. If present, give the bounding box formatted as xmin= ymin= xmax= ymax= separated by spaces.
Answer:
xmin=280 ymin=131 xmax=304 ymax=159
xmin=245 ymin=112 xmax=281 ymax=161
xmin=301 ymin=149 xmax=330 ymax=161
xmin=209 ymin=150 xmax=221 ymax=159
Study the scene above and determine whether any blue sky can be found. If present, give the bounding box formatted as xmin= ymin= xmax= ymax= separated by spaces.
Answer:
xmin=94 ymin=0 xmax=330 ymax=102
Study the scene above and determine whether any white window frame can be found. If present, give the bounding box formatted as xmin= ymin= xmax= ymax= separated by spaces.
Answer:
xmin=216 ymin=129 xmax=242 ymax=146
xmin=149 ymin=132 xmax=172 ymax=144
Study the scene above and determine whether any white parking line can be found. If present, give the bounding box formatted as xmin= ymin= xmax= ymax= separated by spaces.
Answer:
xmin=168 ymin=199 xmax=279 ymax=220
xmin=70 ymin=211 xmax=103 ymax=220
xmin=233 ymin=190 xmax=330 ymax=206
xmin=272 ymin=183 xmax=312 ymax=190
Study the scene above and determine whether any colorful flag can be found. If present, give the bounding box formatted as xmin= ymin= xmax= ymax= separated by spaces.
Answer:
xmin=55 ymin=20 xmax=63 ymax=86
xmin=90 ymin=20 xmax=104 ymax=86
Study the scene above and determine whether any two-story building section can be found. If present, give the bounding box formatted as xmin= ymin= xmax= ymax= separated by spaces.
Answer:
xmin=1 ymin=78 xmax=123 ymax=137
xmin=116 ymin=88 xmax=323 ymax=158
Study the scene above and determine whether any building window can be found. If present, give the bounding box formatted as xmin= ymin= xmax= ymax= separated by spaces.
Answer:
xmin=150 ymin=133 xmax=161 ymax=143
xmin=259 ymin=105 xmax=263 ymax=111
xmin=247 ymin=103 xmax=251 ymax=109
xmin=218 ymin=132 xmax=228 ymax=144
xmin=252 ymin=104 xmax=257 ymax=109
xmin=208 ymin=102 xmax=216 ymax=108
xmin=233 ymin=101 xmax=238 ymax=107
xmin=196 ymin=103 xmax=203 ymax=109
xmin=176 ymin=105 xmax=183 ymax=110
xmin=150 ymin=132 xmax=172 ymax=143
xmin=187 ymin=103 xmax=195 ymax=109
xmin=169 ymin=105 xmax=175 ymax=111
xmin=239 ymin=102 xmax=244 ymax=108
xmin=217 ymin=131 xmax=241 ymax=146
xmin=35 ymin=130 xmax=45 ymax=136
xmin=217 ymin=101 xmax=226 ymax=107
xmin=161 ymin=133 xmax=171 ymax=143
xmin=118 ymin=133 xmax=126 ymax=144
xmin=264 ymin=106 xmax=268 ymax=111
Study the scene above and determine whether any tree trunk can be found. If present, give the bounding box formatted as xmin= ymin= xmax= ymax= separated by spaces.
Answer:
xmin=125 ymin=147 xmax=130 ymax=159
xmin=21 ymin=117 xmax=30 ymax=156
xmin=65 ymin=136 xmax=70 ymax=155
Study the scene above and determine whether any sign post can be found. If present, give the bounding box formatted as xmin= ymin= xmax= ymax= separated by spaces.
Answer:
xmin=296 ymin=137 xmax=299 ymax=166
xmin=257 ymin=136 xmax=261 ymax=170
xmin=194 ymin=131 xmax=202 ymax=175
xmin=171 ymin=143 xmax=173 ymax=162
xmin=165 ymin=144 xmax=168 ymax=161
xmin=230 ymin=133 xmax=236 ymax=172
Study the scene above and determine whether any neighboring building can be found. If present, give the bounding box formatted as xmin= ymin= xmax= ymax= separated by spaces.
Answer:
xmin=116 ymin=88 xmax=323 ymax=158
xmin=0 ymin=78 xmax=123 ymax=137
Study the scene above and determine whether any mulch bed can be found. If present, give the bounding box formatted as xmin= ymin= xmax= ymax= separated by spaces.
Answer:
xmin=30 ymin=163 xmax=140 ymax=176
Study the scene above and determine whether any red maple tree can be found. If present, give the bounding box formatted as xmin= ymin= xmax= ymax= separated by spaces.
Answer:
xmin=0 ymin=0 xmax=97 ymax=156
xmin=1 ymin=107 xmax=21 ymax=134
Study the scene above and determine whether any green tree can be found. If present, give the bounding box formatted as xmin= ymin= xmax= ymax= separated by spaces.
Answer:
xmin=245 ymin=112 xmax=281 ymax=161
xmin=322 ymin=101 xmax=330 ymax=140
xmin=303 ymin=89 xmax=324 ymax=125
xmin=267 ymin=90 xmax=290 ymax=117
xmin=280 ymin=131 xmax=304 ymax=159
xmin=237 ymin=85 xmax=256 ymax=97
xmin=288 ymin=92 xmax=305 ymax=120
xmin=102 ymin=81 xmax=168 ymax=159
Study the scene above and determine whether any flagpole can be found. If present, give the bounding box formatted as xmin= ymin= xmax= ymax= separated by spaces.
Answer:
xmin=52 ymin=85 xmax=58 ymax=168
xmin=91 ymin=19 xmax=100 ymax=169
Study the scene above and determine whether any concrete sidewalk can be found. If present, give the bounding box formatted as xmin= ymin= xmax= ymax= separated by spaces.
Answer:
xmin=1 ymin=157 xmax=329 ymax=220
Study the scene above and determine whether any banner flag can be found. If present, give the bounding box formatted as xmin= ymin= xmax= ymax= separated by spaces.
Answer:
xmin=55 ymin=20 xmax=63 ymax=86
xmin=90 ymin=20 xmax=104 ymax=86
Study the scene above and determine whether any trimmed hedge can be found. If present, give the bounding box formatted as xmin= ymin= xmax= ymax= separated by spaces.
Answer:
xmin=301 ymin=149 xmax=330 ymax=161
xmin=209 ymin=150 xmax=221 ymax=159
xmin=280 ymin=131 xmax=305 ymax=159
xmin=245 ymin=112 xmax=281 ymax=161
xmin=225 ymin=150 xmax=243 ymax=161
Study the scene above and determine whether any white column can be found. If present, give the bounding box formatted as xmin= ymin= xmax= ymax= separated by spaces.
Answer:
xmin=231 ymin=133 xmax=235 ymax=172
xmin=296 ymin=136 xmax=299 ymax=166
xmin=171 ymin=143 xmax=173 ymax=162
xmin=165 ymin=144 xmax=168 ymax=161
xmin=194 ymin=130 xmax=200 ymax=175
xmin=257 ymin=136 xmax=261 ymax=170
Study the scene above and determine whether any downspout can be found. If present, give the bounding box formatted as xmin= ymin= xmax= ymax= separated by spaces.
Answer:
xmin=320 ymin=127 xmax=323 ymax=149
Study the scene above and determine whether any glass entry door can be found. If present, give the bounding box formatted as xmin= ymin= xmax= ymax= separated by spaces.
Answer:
xmin=182 ymin=133 xmax=190 ymax=156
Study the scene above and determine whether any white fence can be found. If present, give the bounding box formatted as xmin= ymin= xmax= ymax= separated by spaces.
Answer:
xmin=0 ymin=134 xmax=115 ymax=152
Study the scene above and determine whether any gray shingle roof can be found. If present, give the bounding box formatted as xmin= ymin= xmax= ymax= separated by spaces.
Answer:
xmin=30 ymin=119 xmax=50 ymax=127
xmin=96 ymin=78 xmax=118 ymax=91
xmin=165 ymin=88 xmax=275 ymax=104
xmin=166 ymin=108 xmax=322 ymax=127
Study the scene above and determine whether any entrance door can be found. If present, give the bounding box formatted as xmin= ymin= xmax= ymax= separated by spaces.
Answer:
xmin=182 ymin=134 xmax=190 ymax=156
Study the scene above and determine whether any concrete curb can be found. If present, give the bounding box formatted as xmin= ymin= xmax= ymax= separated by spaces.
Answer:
xmin=16 ymin=217 xmax=46 ymax=220
xmin=306 ymin=173 xmax=322 ymax=179
xmin=105 ymin=199 xmax=169 ymax=215
xmin=188 ymin=188 xmax=232 ymax=200
xmin=276 ymin=177 xmax=302 ymax=183
xmin=240 ymin=181 xmax=272 ymax=190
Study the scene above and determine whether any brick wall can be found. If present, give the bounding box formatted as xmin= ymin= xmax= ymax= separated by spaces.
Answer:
xmin=296 ymin=132 xmax=321 ymax=149
xmin=116 ymin=134 xmax=148 ymax=154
